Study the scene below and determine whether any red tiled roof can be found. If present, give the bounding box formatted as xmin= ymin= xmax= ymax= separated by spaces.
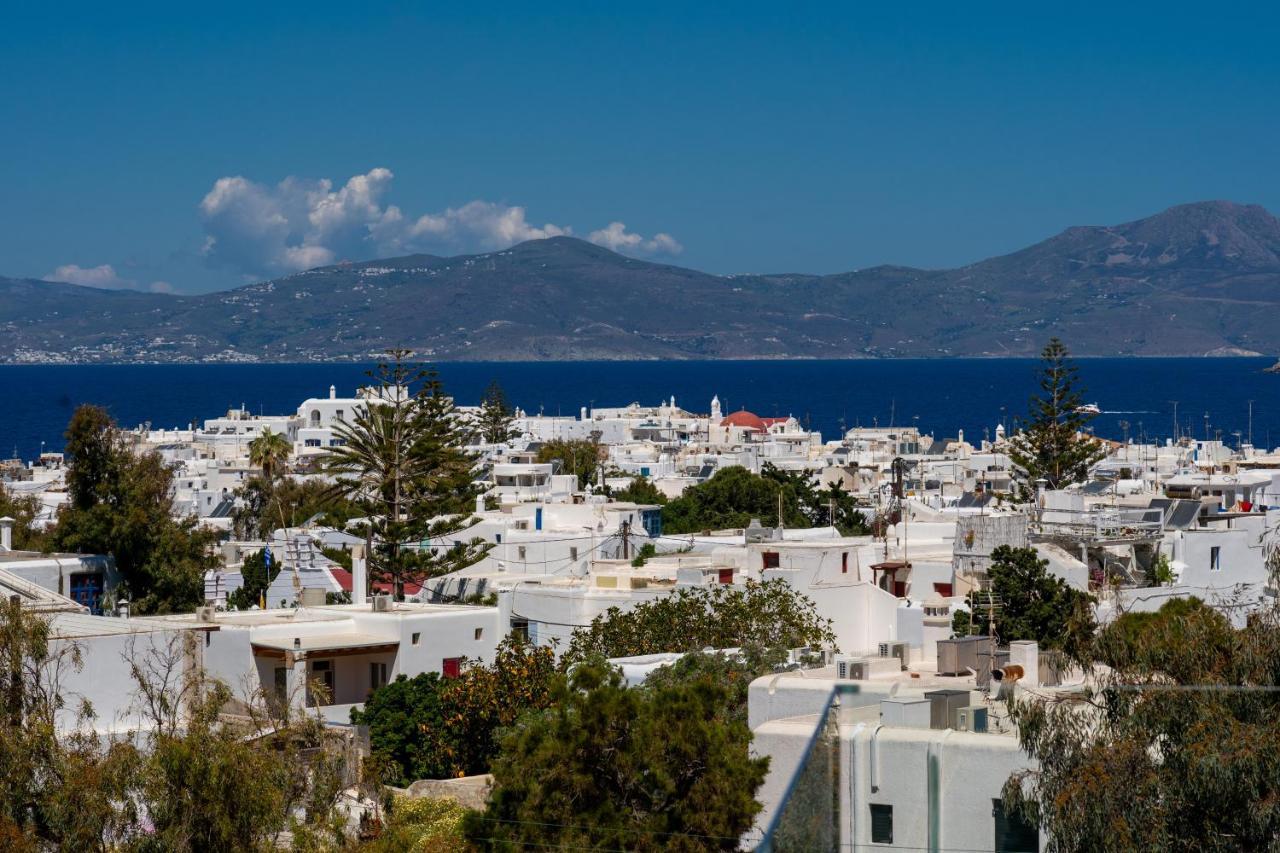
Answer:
xmin=329 ymin=567 xmax=422 ymax=596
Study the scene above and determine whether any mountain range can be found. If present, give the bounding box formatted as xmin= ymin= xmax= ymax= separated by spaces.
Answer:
xmin=5 ymin=200 xmax=1280 ymax=363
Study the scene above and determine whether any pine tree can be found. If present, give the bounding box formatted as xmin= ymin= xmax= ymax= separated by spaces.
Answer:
xmin=474 ymin=379 xmax=518 ymax=444
xmin=1007 ymin=338 xmax=1106 ymax=493
xmin=324 ymin=351 xmax=488 ymax=599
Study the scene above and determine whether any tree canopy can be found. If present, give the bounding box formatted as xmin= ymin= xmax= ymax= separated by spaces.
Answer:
xmin=954 ymin=545 xmax=1094 ymax=652
xmin=661 ymin=466 xmax=807 ymax=534
xmin=1008 ymin=598 xmax=1280 ymax=851
xmin=352 ymin=638 xmax=557 ymax=786
xmin=1007 ymin=338 xmax=1106 ymax=492
xmin=50 ymin=405 xmax=218 ymax=614
xmin=610 ymin=475 xmax=668 ymax=506
xmin=323 ymin=351 xmax=487 ymax=599
xmin=563 ymin=578 xmax=837 ymax=666
xmin=231 ymin=475 xmax=362 ymax=541
xmin=463 ymin=660 xmax=769 ymax=851
xmin=535 ymin=437 xmax=604 ymax=490
xmin=660 ymin=464 xmax=867 ymax=536
xmin=473 ymin=380 xmax=518 ymax=445
xmin=0 ymin=599 xmax=350 ymax=850
xmin=0 ymin=487 xmax=48 ymax=552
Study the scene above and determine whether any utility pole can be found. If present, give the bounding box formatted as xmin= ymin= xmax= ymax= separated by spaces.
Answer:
xmin=621 ymin=520 xmax=630 ymax=561
xmin=1170 ymin=401 xmax=1179 ymax=442
xmin=1248 ymin=400 xmax=1255 ymax=448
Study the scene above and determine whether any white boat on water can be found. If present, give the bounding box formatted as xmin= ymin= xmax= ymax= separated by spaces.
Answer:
xmin=1076 ymin=403 xmax=1102 ymax=415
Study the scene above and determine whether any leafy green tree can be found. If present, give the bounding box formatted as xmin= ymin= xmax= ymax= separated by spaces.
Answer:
xmin=231 ymin=475 xmax=361 ymax=540
xmin=52 ymin=405 xmax=218 ymax=614
xmin=0 ymin=599 xmax=348 ymax=850
xmin=611 ymin=475 xmax=668 ymax=506
xmin=535 ymin=437 xmax=604 ymax=490
xmin=361 ymin=796 xmax=470 ymax=852
xmin=464 ymin=660 xmax=769 ymax=851
xmin=661 ymin=466 xmax=808 ymax=534
xmin=641 ymin=650 xmax=763 ymax=725
xmin=473 ymin=380 xmax=518 ymax=444
xmin=1007 ymin=599 xmax=1280 ymax=851
xmin=960 ymin=545 xmax=1094 ymax=651
xmin=353 ymin=638 xmax=557 ymax=785
xmin=325 ymin=351 xmax=487 ymax=599
xmin=563 ymin=578 xmax=837 ymax=666
xmin=1007 ymin=338 xmax=1106 ymax=492
xmin=0 ymin=487 xmax=48 ymax=552
xmin=226 ymin=549 xmax=278 ymax=610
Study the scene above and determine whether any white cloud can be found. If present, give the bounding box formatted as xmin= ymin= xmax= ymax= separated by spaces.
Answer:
xmin=43 ymin=265 xmax=181 ymax=294
xmin=400 ymin=201 xmax=570 ymax=251
xmin=44 ymin=263 xmax=132 ymax=289
xmin=197 ymin=168 xmax=682 ymax=279
xmin=588 ymin=222 xmax=684 ymax=256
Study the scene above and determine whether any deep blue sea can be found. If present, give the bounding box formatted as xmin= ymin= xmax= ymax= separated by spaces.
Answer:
xmin=3 ymin=359 xmax=1278 ymax=461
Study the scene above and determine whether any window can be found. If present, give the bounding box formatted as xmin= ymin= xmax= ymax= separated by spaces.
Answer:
xmin=762 ymin=551 xmax=780 ymax=570
xmin=570 ymin=546 xmax=579 ymax=561
xmin=442 ymin=657 xmax=463 ymax=679
xmin=305 ymin=439 xmax=321 ymax=448
xmin=870 ymin=804 xmax=893 ymax=844
xmin=1210 ymin=546 xmax=1221 ymax=571
xmin=273 ymin=666 xmax=288 ymax=706
xmin=328 ymin=438 xmax=345 ymax=447
xmin=369 ymin=662 xmax=388 ymax=691
xmin=511 ymin=619 xmax=530 ymax=642
xmin=518 ymin=546 xmax=527 ymax=561
xmin=718 ymin=568 xmax=735 ymax=585
xmin=842 ymin=552 xmax=849 ymax=574
xmin=336 ymin=409 xmax=344 ymax=421
xmin=411 ymin=632 xmax=421 ymax=646
xmin=993 ymin=798 xmax=1039 ymax=852
xmin=474 ymin=627 xmax=484 ymax=640
xmin=308 ymin=660 xmax=334 ymax=706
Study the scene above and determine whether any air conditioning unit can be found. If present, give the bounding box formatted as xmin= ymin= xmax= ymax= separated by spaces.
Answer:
xmin=953 ymin=705 xmax=989 ymax=733
xmin=372 ymin=594 xmax=393 ymax=612
xmin=835 ymin=655 xmax=870 ymax=680
xmin=878 ymin=641 xmax=909 ymax=670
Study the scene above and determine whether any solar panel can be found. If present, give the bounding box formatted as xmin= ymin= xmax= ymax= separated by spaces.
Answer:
xmin=1164 ymin=499 xmax=1202 ymax=530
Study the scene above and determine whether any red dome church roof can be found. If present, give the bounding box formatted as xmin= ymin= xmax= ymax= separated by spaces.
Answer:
xmin=720 ymin=410 xmax=768 ymax=431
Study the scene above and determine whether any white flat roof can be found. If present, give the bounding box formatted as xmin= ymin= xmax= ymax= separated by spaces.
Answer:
xmin=251 ymin=633 xmax=399 ymax=653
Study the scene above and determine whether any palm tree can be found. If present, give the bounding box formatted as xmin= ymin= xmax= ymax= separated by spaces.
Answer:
xmin=248 ymin=428 xmax=292 ymax=484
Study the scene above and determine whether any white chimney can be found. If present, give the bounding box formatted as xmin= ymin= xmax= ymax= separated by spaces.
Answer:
xmin=329 ymin=385 xmax=336 ymax=400
xmin=0 ymin=517 xmax=12 ymax=552
xmin=351 ymin=544 xmax=368 ymax=606
xmin=475 ymin=493 xmax=486 ymax=514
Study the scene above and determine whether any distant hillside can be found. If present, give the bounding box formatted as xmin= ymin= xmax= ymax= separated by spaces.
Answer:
xmin=5 ymin=201 xmax=1280 ymax=362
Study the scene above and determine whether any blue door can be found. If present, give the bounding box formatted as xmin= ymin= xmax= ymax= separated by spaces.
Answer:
xmin=70 ymin=573 xmax=105 ymax=614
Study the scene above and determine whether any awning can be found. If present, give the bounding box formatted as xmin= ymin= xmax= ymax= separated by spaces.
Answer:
xmin=251 ymin=633 xmax=399 ymax=658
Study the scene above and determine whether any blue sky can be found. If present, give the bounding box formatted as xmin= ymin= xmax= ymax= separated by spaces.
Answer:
xmin=3 ymin=2 xmax=1279 ymax=293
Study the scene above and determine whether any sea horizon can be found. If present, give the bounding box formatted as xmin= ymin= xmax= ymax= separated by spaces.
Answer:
xmin=5 ymin=357 xmax=1277 ymax=461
